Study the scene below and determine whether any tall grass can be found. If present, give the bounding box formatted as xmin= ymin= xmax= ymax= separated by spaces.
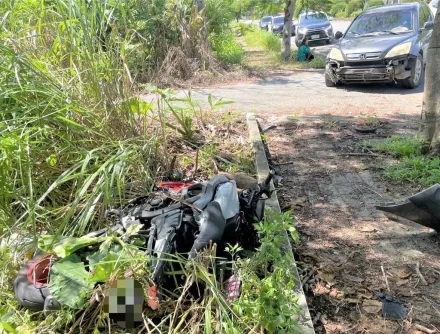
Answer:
xmin=244 ymin=27 xmax=281 ymax=53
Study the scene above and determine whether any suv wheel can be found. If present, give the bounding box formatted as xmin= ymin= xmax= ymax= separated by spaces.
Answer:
xmin=295 ymin=37 xmax=301 ymax=48
xmin=401 ymin=54 xmax=423 ymax=89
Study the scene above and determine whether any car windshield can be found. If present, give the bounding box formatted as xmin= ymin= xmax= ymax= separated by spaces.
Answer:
xmin=273 ymin=16 xmax=284 ymax=25
xmin=262 ymin=16 xmax=271 ymax=23
xmin=300 ymin=12 xmax=328 ymax=24
xmin=347 ymin=9 xmax=414 ymax=36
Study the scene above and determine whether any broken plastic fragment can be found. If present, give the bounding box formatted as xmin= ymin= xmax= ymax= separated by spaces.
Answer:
xmin=223 ymin=275 xmax=241 ymax=302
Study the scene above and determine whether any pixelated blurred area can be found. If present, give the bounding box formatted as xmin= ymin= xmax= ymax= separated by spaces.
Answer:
xmin=103 ymin=278 xmax=145 ymax=329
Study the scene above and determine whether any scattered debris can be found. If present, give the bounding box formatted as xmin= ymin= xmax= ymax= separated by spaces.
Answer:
xmin=416 ymin=262 xmax=429 ymax=286
xmin=223 ymin=275 xmax=241 ymax=302
xmin=273 ymin=161 xmax=294 ymax=166
xmin=362 ymin=299 xmax=382 ymax=314
xmin=414 ymin=323 xmax=437 ymax=334
xmin=381 ymin=264 xmax=390 ymax=292
xmin=353 ymin=124 xmax=377 ymax=134
xmin=262 ymin=124 xmax=277 ymax=133
xmin=374 ymin=292 xmax=407 ymax=320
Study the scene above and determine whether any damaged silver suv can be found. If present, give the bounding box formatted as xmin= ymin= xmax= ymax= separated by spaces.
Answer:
xmin=325 ymin=3 xmax=434 ymax=89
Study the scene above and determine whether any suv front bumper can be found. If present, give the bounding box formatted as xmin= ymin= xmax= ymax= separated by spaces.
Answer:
xmin=326 ymin=57 xmax=413 ymax=84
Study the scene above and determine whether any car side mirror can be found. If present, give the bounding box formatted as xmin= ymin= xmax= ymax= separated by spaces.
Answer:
xmin=328 ymin=16 xmax=334 ymax=21
xmin=335 ymin=31 xmax=343 ymax=40
xmin=423 ymin=21 xmax=434 ymax=30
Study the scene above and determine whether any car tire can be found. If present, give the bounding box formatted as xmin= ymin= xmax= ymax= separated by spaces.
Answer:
xmin=295 ymin=37 xmax=301 ymax=48
xmin=325 ymin=72 xmax=339 ymax=87
xmin=401 ymin=54 xmax=423 ymax=89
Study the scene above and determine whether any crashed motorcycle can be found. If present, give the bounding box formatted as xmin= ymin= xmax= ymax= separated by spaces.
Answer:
xmin=14 ymin=171 xmax=275 ymax=314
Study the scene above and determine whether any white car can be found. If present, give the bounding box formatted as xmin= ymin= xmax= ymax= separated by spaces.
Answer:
xmin=429 ymin=0 xmax=438 ymax=15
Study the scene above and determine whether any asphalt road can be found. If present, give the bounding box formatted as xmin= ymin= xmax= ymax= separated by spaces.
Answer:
xmin=173 ymin=71 xmax=424 ymax=122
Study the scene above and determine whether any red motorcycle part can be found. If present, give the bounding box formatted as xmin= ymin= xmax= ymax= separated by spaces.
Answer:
xmin=157 ymin=181 xmax=194 ymax=192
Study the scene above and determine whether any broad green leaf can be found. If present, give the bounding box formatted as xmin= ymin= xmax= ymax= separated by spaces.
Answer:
xmin=0 ymin=321 xmax=17 ymax=334
xmin=48 ymin=254 xmax=94 ymax=309
xmin=38 ymin=235 xmax=102 ymax=258
xmin=125 ymin=224 xmax=142 ymax=237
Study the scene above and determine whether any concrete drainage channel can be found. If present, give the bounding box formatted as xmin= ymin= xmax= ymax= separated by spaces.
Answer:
xmin=247 ymin=114 xmax=315 ymax=334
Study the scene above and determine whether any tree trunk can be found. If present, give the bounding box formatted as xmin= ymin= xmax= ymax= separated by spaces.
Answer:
xmin=417 ymin=11 xmax=440 ymax=154
xmin=281 ymin=0 xmax=296 ymax=61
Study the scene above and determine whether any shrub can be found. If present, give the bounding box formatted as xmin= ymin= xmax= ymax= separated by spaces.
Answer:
xmin=351 ymin=9 xmax=363 ymax=17
xmin=330 ymin=2 xmax=348 ymax=16
xmin=364 ymin=0 xmax=385 ymax=9
xmin=210 ymin=30 xmax=245 ymax=64
xmin=346 ymin=0 xmax=363 ymax=16
xmin=307 ymin=55 xmax=326 ymax=69
xmin=336 ymin=10 xmax=348 ymax=18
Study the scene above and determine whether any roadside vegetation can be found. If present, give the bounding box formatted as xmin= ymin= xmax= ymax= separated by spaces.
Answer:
xmin=0 ymin=0 xmax=304 ymax=332
xmin=363 ymin=136 xmax=440 ymax=186
xmin=242 ymin=26 xmax=326 ymax=69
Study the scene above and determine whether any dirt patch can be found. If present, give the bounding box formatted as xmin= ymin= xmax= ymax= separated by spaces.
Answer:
xmin=264 ymin=115 xmax=440 ymax=333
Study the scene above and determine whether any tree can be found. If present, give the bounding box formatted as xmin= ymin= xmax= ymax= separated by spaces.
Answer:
xmin=417 ymin=11 xmax=440 ymax=154
xmin=281 ymin=0 xmax=296 ymax=60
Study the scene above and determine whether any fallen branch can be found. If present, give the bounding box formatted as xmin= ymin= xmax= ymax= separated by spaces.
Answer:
xmin=191 ymin=149 xmax=199 ymax=178
xmin=381 ymin=264 xmax=390 ymax=292
xmin=341 ymin=153 xmax=380 ymax=157
xmin=416 ymin=262 xmax=428 ymax=286
xmin=414 ymin=324 xmax=437 ymax=334
xmin=273 ymin=161 xmax=294 ymax=166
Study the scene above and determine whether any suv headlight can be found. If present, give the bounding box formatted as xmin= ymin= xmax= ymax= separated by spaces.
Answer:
xmin=298 ymin=27 xmax=307 ymax=34
xmin=329 ymin=48 xmax=344 ymax=61
xmin=385 ymin=42 xmax=412 ymax=58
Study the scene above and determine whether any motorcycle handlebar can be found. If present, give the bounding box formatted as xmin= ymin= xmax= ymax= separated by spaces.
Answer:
xmin=263 ymin=170 xmax=275 ymax=187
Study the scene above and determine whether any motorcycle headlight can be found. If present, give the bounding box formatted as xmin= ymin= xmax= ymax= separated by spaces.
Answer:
xmin=385 ymin=42 xmax=412 ymax=58
xmin=329 ymin=47 xmax=344 ymax=61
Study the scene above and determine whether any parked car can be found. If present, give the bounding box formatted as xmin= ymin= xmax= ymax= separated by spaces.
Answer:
xmin=429 ymin=0 xmax=438 ymax=15
xmin=325 ymin=3 xmax=434 ymax=89
xmin=268 ymin=15 xmax=296 ymax=36
xmin=294 ymin=11 xmax=334 ymax=47
xmin=259 ymin=16 xmax=272 ymax=30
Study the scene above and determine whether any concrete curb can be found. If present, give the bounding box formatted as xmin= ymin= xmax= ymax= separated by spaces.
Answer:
xmin=247 ymin=113 xmax=315 ymax=334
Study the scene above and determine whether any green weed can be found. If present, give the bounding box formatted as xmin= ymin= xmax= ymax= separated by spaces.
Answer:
xmin=363 ymin=136 xmax=422 ymax=157
xmin=306 ymin=55 xmax=326 ymax=69
xmin=364 ymin=136 xmax=440 ymax=186
xmin=385 ymin=156 xmax=440 ymax=186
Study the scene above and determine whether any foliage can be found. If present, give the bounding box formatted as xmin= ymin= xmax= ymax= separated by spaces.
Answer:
xmin=330 ymin=2 xmax=349 ymax=16
xmin=294 ymin=0 xmax=333 ymax=17
xmin=363 ymin=136 xmax=422 ymax=157
xmin=232 ymin=210 xmax=300 ymax=332
xmin=244 ymin=27 xmax=281 ymax=53
xmin=364 ymin=136 xmax=440 ymax=186
xmin=49 ymin=253 xmax=95 ymax=309
xmin=210 ymin=30 xmax=245 ymax=64
xmin=306 ymin=55 xmax=326 ymax=68
xmin=351 ymin=9 xmax=363 ymax=17
xmin=346 ymin=0 xmax=363 ymax=16
xmin=365 ymin=0 xmax=385 ymax=9
xmin=384 ymin=156 xmax=440 ymax=186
